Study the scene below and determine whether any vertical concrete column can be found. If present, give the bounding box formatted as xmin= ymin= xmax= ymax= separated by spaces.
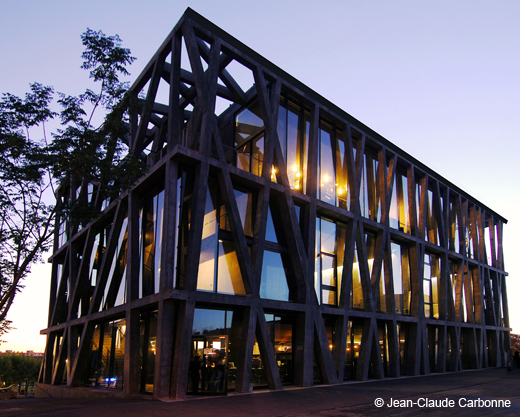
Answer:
xmin=123 ymin=308 xmax=141 ymax=397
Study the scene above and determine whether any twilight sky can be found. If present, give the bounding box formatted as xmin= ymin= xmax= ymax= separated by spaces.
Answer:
xmin=1 ymin=0 xmax=519 ymax=352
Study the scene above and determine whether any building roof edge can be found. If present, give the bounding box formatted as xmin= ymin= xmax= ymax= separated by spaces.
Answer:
xmin=181 ymin=8 xmax=507 ymax=224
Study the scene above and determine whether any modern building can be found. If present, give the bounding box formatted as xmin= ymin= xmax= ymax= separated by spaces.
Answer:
xmin=37 ymin=8 xmax=510 ymax=400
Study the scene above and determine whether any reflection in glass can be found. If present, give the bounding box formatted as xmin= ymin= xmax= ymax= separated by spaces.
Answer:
xmin=84 ymin=318 xmax=126 ymax=390
xmin=265 ymin=206 xmax=278 ymax=243
xmin=102 ymin=217 xmax=128 ymax=311
xmin=360 ymin=154 xmax=381 ymax=221
xmin=260 ymin=251 xmax=289 ymax=301
xmin=140 ymin=190 xmax=164 ymax=298
xmin=423 ymin=253 xmax=440 ymax=319
xmin=217 ymin=240 xmax=246 ymax=295
xmin=197 ymin=183 xmax=247 ymax=296
xmin=351 ymin=243 xmax=364 ymax=310
xmin=191 ymin=309 xmax=236 ymax=394
xmin=198 ymin=187 xmax=217 ymax=292
xmin=140 ymin=311 xmax=157 ymax=393
xmin=278 ymin=101 xmax=309 ymax=192
xmin=315 ymin=218 xmax=346 ymax=306
xmin=265 ymin=313 xmax=293 ymax=385
xmin=319 ymin=128 xmax=335 ymax=204
xmin=235 ymin=102 xmax=264 ymax=176
xmin=389 ymin=171 xmax=410 ymax=233
xmin=392 ymin=242 xmax=411 ymax=315
xmin=449 ymin=200 xmax=460 ymax=253
xmin=220 ymin=189 xmax=254 ymax=238
xmin=235 ymin=189 xmax=253 ymax=237
xmin=344 ymin=320 xmax=363 ymax=380
xmin=426 ymin=190 xmax=440 ymax=245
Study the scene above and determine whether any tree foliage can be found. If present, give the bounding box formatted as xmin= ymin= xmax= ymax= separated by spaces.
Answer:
xmin=0 ymin=28 xmax=143 ymax=341
xmin=0 ymin=354 xmax=42 ymax=386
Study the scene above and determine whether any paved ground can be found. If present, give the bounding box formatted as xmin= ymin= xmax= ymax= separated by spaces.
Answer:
xmin=1 ymin=368 xmax=519 ymax=416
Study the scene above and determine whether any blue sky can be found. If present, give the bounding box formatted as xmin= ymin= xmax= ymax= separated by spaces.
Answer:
xmin=1 ymin=0 xmax=519 ymax=351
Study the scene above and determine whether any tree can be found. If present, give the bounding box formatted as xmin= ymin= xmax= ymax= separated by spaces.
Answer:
xmin=0 ymin=29 xmax=142 ymax=341
xmin=0 ymin=353 xmax=42 ymax=386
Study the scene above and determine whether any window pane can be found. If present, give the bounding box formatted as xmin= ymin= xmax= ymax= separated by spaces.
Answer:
xmin=286 ymin=108 xmax=299 ymax=190
xmin=321 ymin=255 xmax=335 ymax=286
xmin=217 ymin=240 xmax=246 ymax=295
xmin=277 ymin=105 xmax=287 ymax=160
xmin=234 ymin=189 xmax=253 ymax=237
xmin=265 ymin=206 xmax=278 ymax=243
xmin=351 ymin=246 xmax=364 ymax=310
xmin=322 ymin=289 xmax=337 ymax=306
xmin=252 ymin=135 xmax=264 ymax=176
xmin=320 ymin=219 xmax=336 ymax=254
xmin=260 ymin=251 xmax=289 ymax=301
xmin=336 ymin=130 xmax=349 ymax=210
xmin=197 ymin=187 xmax=217 ymax=292
xmin=235 ymin=103 xmax=264 ymax=147
xmin=319 ymin=128 xmax=335 ymax=203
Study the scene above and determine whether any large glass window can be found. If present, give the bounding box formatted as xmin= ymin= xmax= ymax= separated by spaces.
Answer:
xmin=391 ymin=242 xmax=411 ymax=315
xmin=424 ymin=253 xmax=440 ymax=319
xmin=84 ymin=318 xmax=126 ymax=390
xmin=397 ymin=323 xmax=409 ymax=375
xmin=359 ymin=153 xmax=381 ymax=221
xmin=197 ymin=181 xmax=249 ymax=296
xmin=235 ymin=99 xmax=309 ymax=192
xmin=191 ymin=308 xmax=237 ymax=394
xmin=265 ymin=313 xmax=294 ymax=385
xmin=139 ymin=311 xmax=157 ymax=394
xmin=449 ymin=199 xmax=461 ymax=253
xmin=351 ymin=242 xmax=364 ymax=310
xmin=449 ymin=260 xmax=459 ymax=319
xmin=465 ymin=222 xmax=475 ymax=260
xmin=318 ymin=122 xmax=349 ymax=209
xmin=278 ymin=100 xmax=309 ymax=192
xmin=314 ymin=218 xmax=347 ymax=306
xmin=140 ymin=190 xmax=164 ymax=298
xmin=235 ymin=102 xmax=264 ymax=176
xmin=344 ymin=319 xmax=363 ymax=380
xmin=426 ymin=189 xmax=440 ymax=245
xmin=260 ymin=251 xmax=290 ymax=301
xmin=389 ymin=170 xmax=410 ymax=233
xmin=100 ymin=217 xmax=128 ymax=311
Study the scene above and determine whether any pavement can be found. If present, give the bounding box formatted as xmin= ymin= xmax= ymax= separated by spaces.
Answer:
xmin=1 ymin=367 xmax=519 ymax=416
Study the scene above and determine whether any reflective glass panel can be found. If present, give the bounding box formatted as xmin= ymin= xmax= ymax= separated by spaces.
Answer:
xmin=260 ymin=251 xmax=289 ymax=301
xmin=217 ymin=240 xmax=246 ymax=295
xmin=198 ymin=187 xmax=217 ymax=292
xmin=319 ymin=128 xmax=335 ymax=204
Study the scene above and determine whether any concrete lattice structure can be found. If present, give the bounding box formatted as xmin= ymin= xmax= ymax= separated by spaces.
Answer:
xmin=39 ymin=9 xmax=510 ymax=399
